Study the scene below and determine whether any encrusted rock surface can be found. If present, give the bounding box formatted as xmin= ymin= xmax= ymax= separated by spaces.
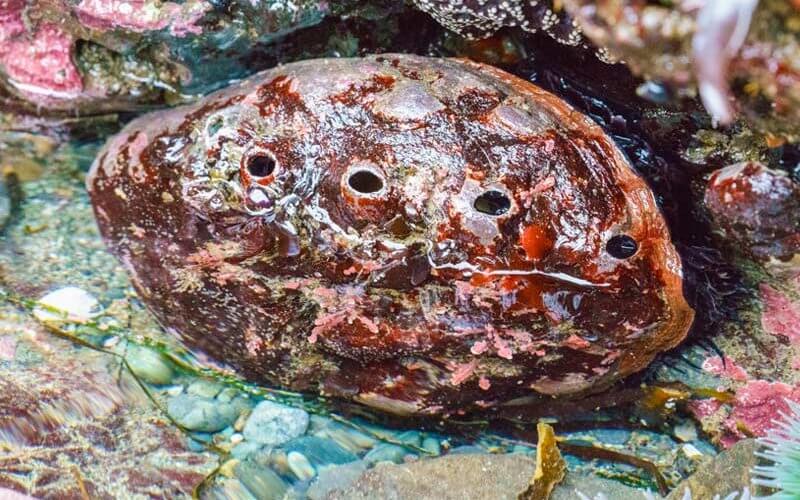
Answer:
xmin=705 ymin=162 xmax=800 ymax=262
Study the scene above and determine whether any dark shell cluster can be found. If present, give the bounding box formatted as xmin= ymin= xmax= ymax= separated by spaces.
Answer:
xmin=88 ymin=54 xmax=693 ymax=416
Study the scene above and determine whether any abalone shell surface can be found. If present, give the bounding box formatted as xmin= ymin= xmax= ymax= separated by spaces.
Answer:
xmin=87 ymin=54 xmax=694 ymax=416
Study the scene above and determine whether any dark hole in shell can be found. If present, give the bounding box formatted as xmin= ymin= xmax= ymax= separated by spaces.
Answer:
xmin=348 ymin=170 xmax=384 ymax=194
xmin=606 ymin=234 xmax=638 ymax=259
xmin=246 ymin=153 xmax=276 ymax=178
xmin=473 ymin=190 xmax=511 ymax=216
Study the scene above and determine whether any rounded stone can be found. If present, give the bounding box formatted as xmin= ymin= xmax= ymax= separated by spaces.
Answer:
xmin=243 ymin=401 xmax=309 ymax=446
xmin=168 ymin=393 xmax=252 ymax=433
xmin=125 ymin=345 xmax=173 ymax=385
xmin=287 ymin=451 xmax=316 ymax=481
xmin=363 ymin=444 xmax=409 ymax=465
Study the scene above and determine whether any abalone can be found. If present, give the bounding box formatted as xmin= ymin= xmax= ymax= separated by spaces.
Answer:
xmin=88 ymin=54 xmax=694 ymax=416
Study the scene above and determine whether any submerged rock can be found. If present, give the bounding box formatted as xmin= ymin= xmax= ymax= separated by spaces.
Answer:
xmin=321 ymin=453 xmax=649 ymax=500
xmin=243 ymin=401 xmax=309 ymax=446
xmin=0 ymin=0 xmax=345 ymax=113
xmin=88 ymin=54 xmax=693 ymax=416
xmin=705 ymin=162 xmax=800 ymax=262
xmin=666 ymin=439 xmax=761 ymax=499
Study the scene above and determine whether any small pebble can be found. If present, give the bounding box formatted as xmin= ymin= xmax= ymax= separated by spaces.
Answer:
xmin=34 ymin=286 xmax=101 ymax=323
xmin=231 ymin=433 xmax=244 ymax=445
xmin=187 ymin=379 xmax=223 ymax=398
xmin=287 ymin=451 xmax=316 ymax=481
xmin=235 ymin=459 xmax=289 ymax=499
xmin=283 ymin=436 xmax=358 ymax=466
xmin=243 ymin=400 xmax=309 ymax=446
xmin=168 ymin=393 xmax=251 ymax=432
xmin=363 ymin=444 xmax=408 ymax=465
xmin=125 ymin=345 xmax=173 ymax=385
xmin=681 ymin=443 xmax=705 ymax=460
xmin=674 ymin=421 xmax=698 ymax=442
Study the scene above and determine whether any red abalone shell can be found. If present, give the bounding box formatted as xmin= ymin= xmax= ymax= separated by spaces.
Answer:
xmin=87 ymin=55 xmax=694 ymax=416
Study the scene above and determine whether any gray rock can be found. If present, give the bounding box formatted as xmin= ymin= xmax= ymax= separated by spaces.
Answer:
xmin=324 ymin=453 xmax=649 ymax=500
xmin=287 ymin=451 xmax=316 ymax=481
xmin=167 ymin=393 xmax=251 ymax=433
xmin=186 ymin=379 xmax=224 ymax=399
xmin=284 ymin=436 xmax=358 ymax=466
xmin=243 ymin=401 xmax=309 ymax=446
xmin=235 ymin=459 xmax=289 ymax=500
xmin=125 ymin=345 xmax=173 ymax=385
xmin=306 ymin=462 xmax=368 ymax=500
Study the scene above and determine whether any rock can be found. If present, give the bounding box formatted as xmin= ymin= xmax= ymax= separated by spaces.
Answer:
xmin=674 ymin=421 xmax=699 ymax=443
xmin=306 ymin=462 xmax=368 ymax=500
xmin=0 ymin=0 xmax=340 ymax=112
xmin=243 ymin=401 xmax=309 ymax=446
xmin=186 ymin=379 xmax=224 ymax=399
xmin=288 ymin=451 xmax=316 ymax=481
xmin=666 ymin=439 xmax=760 ymax=499
xmin=234 ymin=458 xmax=290 ymax=500
xmin=312 ymin=422 xmax=378 ymax=453
xmin=324 ymin=453 xmax=649 ymax=500
xmin=125 ymin=345 xmax=174 ymax=385
xmin=283 ymin=436 xmax=358 ymax=466
xmin=167 ymin=393 xmax=251 ymax=433
xmin=705 ymin=162 xmax=800 ymax=262
xmin=362 ymin=444 xmax=410 ymax=465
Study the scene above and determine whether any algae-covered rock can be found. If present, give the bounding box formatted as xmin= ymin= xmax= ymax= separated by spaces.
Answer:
xmin=667 ymin=439 xmax=762 ymax=499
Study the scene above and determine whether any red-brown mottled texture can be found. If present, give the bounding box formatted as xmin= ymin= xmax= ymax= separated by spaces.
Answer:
xmin=0 ymin=356 xmax=215 ymax=498
xmin=705 ymin=162 xmax=800 ymax=262
xmin=88 ymin=54 xmax=693 ymax=416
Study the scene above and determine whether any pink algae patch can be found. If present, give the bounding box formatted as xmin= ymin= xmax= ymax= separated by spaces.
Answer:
xmin=726 ymin=380 xmax=800 ymax=436
xmin=478 ymin=376 xmax=491 ymax=391
xmin=563 ymin=334 xmax=591 ymax=350
xmin=74 ymin=0 xmax=209 ymax=37
xmin=450 ymin=360 xmax=478 ymax=386
xmin=702 ymin=356 xmax=749 ymax=381
xmin=760 ymin=283 xmax=800 ymax=344
xmin=687 ymin=398 xmax=722 ymax=421
xmin=470 ymin=340 xmax=488 ymax=355
xmin=0 ymin=22 xmax=82 ymax=99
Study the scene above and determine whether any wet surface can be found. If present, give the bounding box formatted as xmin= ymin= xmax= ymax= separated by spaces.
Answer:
xmin=1 ymin=4 xmax=799 ymax=499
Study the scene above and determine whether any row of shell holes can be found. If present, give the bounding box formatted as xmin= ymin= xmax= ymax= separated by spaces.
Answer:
xmin=244 ymin=153 xmax=638 ymax=260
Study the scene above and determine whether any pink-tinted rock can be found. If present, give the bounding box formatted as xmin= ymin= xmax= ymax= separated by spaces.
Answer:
xmin=704 ymin=162 xmax=800 ymax=262
xmin=760 ymin=283 xmax=800 ymax=344
xmin=88 ymin=54 xmax=694 ymax=416
xmin=0 ymin=0 xmax=334 ymax=112
xmin=702 ymin=355 xmax=749 ymax=382
xmin=690 ymin=379 xmax=800 ymax=448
